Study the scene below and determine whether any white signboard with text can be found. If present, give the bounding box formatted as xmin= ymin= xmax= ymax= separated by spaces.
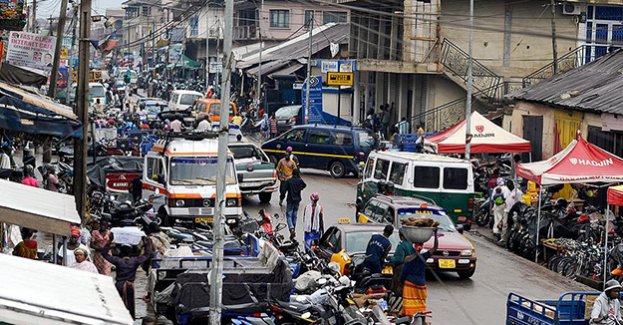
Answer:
xmin=7 ymin=31 xmax=56 ymax=71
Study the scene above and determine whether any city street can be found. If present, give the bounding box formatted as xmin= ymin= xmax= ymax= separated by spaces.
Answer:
xmin=242 ymin=169 xmax=591 ymax=324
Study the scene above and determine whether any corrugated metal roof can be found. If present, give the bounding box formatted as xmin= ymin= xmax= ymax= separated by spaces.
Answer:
xmin=237 ymin=23 xmax=349 ymax=71
xmin=510 ymin=50 xmax=623 ymax=114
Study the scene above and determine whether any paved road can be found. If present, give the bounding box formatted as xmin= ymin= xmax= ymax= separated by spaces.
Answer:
xmin=241 ymin=170 xmax=591 ymax=324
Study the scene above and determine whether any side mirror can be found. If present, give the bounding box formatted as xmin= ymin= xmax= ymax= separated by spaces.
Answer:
xmin=237 ymin=173 xmax=244 ymax=183
xmin=456 ymin=224 xmax=465 ymax=234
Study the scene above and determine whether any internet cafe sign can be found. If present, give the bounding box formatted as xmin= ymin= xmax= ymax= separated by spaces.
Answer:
xmin=7 ymin=31 xmax=56 ymax=71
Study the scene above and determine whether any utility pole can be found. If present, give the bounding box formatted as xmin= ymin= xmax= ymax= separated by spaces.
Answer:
xmin=205 ymin=10 xmax=210 ymax=90
xmin=215 ymin=20 xmax=220 ymax=86
xmin=48 ymin=0 xmax=69 ymax=99
xmin=304 ymin=12 xmax=313 ymax=124
xmin=465 ymin=0 xmax=473 ymax=160
xmin=550 ymin=0 xmax=559 ymax=75
xmin=256 ymin=0 xmax=263 ymax=111
xmin=208 ymin=0 xmax=233 ymax=321
xmin=32 ymin=0 xmax=37 ymax=33
xmin=74 ymin=0 xmax=91 ymax=219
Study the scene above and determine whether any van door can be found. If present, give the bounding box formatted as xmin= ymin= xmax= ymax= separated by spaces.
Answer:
xmin=142 ymin=156 xmax=167 ymax=211
xmin=441 ymin=164 xmax=473 ymax=224
xmin=282 ymin=128 xmax=308 ymax=165
xmin=306 ymin=128 xmax=333 ymax=169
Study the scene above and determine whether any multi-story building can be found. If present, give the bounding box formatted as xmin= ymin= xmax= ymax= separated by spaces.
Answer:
xmin=184 ymin=3 xmax=225 ymax=85
xmin=121 ymin=0 xmax=166 ymax=61
xmin=345 ymin=0 xmax=622 ymax=131
xmin=233 ymin=0 xmax=350 ymax=47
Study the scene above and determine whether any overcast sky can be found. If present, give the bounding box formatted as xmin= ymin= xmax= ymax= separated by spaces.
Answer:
xmin=38 ymin=0 xmax=126 ymax=17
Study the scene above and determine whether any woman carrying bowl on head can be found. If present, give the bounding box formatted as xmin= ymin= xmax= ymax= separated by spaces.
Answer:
xmin=401 ymin=227 xmax=438 ymax=317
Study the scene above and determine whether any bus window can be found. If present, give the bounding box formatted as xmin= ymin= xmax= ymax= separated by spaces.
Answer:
xmin=443 ymin=167 xmax=468 ymax=190
xmin=389 ymin=162 xmax=407 ymax=186
xmin=413 ymin=166 xmax=440 ymax=189
xmin=374 ymin=159 xmax=390 ymax=181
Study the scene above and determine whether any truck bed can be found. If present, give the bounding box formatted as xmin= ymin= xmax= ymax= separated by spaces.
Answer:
xmin=507 ymin=292 xmax=599 ymax=325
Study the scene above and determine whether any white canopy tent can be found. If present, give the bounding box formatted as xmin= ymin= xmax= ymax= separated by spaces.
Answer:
xmin=0 ymin=253 xmax=133 ymax=325
xmin=0 ymin=178 xmax=80 ymax=236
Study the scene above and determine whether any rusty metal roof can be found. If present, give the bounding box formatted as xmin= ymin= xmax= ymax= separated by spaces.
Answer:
xmin=510 ymin=50 xmax=623 ymax=114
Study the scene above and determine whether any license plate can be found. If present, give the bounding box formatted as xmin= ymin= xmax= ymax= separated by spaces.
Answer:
xmin=438 ymin=259 xmax=456 ymax=269
xmin=194 ymin=217 xmax=213 ymax=224
xmin=382 ymin=265 xmax=393 ymax=275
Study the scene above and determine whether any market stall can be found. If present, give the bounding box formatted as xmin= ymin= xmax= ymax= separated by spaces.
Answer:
xmin=0 ymin=178 xmax=80 ymax=264
xmin=0 ymin=253 xmax=133 ymax=324
xmin=426 ymin=111 xmax=531 ymax=154
xmin=516 ymin=134 xmax=623 ymax=264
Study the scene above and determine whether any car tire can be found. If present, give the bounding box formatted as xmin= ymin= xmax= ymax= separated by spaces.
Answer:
xmin=329 ymin=160 xmax=346 ymax=178
xmin=457 ymin=269 xmax=475 ymax=279
xmin=158 ymin=208 xmax=172 ymax=227
xmin=259 ymin=192 xmax=272 ymax=204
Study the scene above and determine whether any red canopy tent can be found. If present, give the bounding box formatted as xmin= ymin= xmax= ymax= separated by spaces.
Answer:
xmin=516 ymin=135 xmax=623 ymax=185
xmin=608 ymin=185 xmax=623 ymax=206
xmin=516 ymin=134 xmax=623 ymax=273
xmin=426 ymin=111 xmax=531 ymax=153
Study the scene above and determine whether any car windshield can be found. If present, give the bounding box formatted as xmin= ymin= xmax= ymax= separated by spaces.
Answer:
xmin=346 ymin=231 xmax=400 ymax=253
xmin=90 ymin=86 xmax=106 ymax=98
xmin=169 ymin=157 xmax=236 ymax=185
xmin=180 ymin=94 xmax=202 ymax=105
xmin=229 ymin=145 xmax=263 ymax=160
xmin=357 ymin=130 xmax=375 ymax=148
xmin=397 ymin=209 xmax=456 ymax=232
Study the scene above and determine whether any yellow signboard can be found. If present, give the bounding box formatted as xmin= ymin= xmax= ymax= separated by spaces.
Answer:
xmin=327 ymin=72 xmax=353 ymax=86
xmin=71 ymin=69 xmax=102 ymax=83
xmin=60 ymin=48 xmax=69 ymax=59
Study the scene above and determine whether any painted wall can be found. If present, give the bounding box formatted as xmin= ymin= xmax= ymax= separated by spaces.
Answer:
xmin=258 ymin=3 xmax=349 ymax=41
xmin=440 ymin=0 xmax=579 ymax=78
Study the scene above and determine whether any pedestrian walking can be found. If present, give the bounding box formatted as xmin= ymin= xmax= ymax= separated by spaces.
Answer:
xmin=389 ymin=229 xmax=415 ymax=295
xmin=195 ymin=113 xmax=212 ymax=132
xmin=0 ymin=147 xmax=11 ymax=169
xmin=102 ymin=240 xmax=152 ymax=319
xmin=381 ymin=103 xmax=392 ymax=138
xmin=170 ymin=116 xmax=183 ymax=133
xmin=12 ymin=227 xmax=38 ymax=259
xmin=46 ymin=165 xmax=60 ymax=192
xmin=285 ymin=168 xmax=306 ymax=239
xmin=90 ymin=217 xmax=114 ymax=275
xmin=401 ymin=228 xmax=439 ymax=316
xmin=58 ymin=226 xmax=90 ymax=266
xmin=69 ymin=247 xmax=99 ymax=274
xmin=21 ymin=165 xmax=39 ymax=188
xmin=22 ymin=148 xmax=35 ymax=169
xmin=269 ymin=112 xmax=278 ymax=138
xmin=276 ymin=147 xmax=298 ymax=206
xmin=303 ymin=192 xmax=324 ymax=249
xmin=492 ymin=178 xmax=510 ymax=241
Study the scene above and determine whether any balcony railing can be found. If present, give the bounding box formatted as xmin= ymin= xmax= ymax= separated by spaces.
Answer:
xmin=233 ymin=25 xmax=257 ymax=41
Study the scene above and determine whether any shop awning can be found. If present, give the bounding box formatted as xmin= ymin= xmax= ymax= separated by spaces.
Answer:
xmin=0 ymin=253 xmax=133 ymax=324
xmin=167 ymin=54 xmax=202 ymax=69
xmin=0 ymin=179 xmax=80 ymax=236
xmin=268 ymin=63 xmax=304 ymax=78
xmin=516 ymin=134 xmax=623 ymax=185
xmin=426 ymin=111 xmax=531 ymax=154
xmin=0 ymin=81 xmax=82 ymax=139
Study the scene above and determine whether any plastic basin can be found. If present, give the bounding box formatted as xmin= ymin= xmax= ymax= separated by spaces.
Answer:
xmin=401 ymin=226 xmax=435 ymax=243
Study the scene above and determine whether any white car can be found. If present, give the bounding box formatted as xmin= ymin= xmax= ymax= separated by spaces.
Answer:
xmin=168 ymin=90 xmax=203 ymax=111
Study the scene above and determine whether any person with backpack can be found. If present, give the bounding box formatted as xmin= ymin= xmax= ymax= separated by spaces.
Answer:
xmin=492 ymin=178 xmax=510 ymax=243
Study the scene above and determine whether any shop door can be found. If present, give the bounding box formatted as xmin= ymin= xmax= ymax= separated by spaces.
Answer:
xmin=523 ymin=115 xmax=543 ymax=161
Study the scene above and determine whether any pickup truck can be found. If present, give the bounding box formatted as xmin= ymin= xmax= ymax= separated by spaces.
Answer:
xmin=228 ymin=142 xmax=277 ymax=204
xmin=506 ymin=291 xmax=599 ymax=325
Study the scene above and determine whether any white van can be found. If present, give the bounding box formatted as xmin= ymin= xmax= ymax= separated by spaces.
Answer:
xmin=67 ymin=82 xmax=107 ymax=107
xmin=142 ymin=134 xmax=242 ymax=226
xmin=357 ymin=151 xmax=475 ymax=228
xmin=169 ymin=90 xmax=203 ymax=111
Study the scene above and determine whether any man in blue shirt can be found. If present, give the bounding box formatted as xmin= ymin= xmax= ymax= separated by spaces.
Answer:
xmin=401 ymin=229 xmax=439 ymax=316
xmin=363 ymin=225 xmax=394 ymax=274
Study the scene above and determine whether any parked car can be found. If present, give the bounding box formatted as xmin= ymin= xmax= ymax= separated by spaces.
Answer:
xmin=261 ymin=125 xmax=376 ymax=178
xmin=228 ymin=142 xmax=277 ymax=203
xmin=356 ymin=194 xmax=477 ymax=278
xmin=193 ymin=98 xmax=238 ymax=123
xmin=274 ymin=105 xmax=301 ymax=133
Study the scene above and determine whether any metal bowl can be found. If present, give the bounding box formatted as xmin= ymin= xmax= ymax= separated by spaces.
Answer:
xmin=401 ymin=226 xmax=435 ymax=243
